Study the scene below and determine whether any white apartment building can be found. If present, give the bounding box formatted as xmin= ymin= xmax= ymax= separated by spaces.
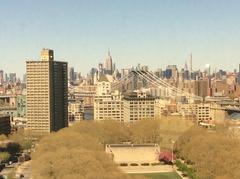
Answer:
xmin=94 ymin=76 xmax=124 ymax=122
xmin=94 ymin=93 xmax=124 ymax=122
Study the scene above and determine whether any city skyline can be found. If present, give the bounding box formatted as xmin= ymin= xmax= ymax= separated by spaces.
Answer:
xmin=1 ymin=0 xmax=240 ymax=76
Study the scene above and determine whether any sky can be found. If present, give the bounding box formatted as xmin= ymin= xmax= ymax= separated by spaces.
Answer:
xmin=1 ymin=0 xmax=240 ymax=78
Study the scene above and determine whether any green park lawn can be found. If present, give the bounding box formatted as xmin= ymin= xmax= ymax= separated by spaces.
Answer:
xmin=131 ymin=172 xmax=182 ymax=179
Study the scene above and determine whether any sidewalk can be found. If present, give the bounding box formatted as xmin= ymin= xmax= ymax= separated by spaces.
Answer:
xmin=120 ymin=165 xmax=174 ymax=174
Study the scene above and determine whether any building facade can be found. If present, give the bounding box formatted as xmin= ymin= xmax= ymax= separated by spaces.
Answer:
xmin=0 ymin=115 xmax=11 ymax=135
xmin=94 ymin=76 xmax=124 ymax=122
xmin=68 ymin=99 xmax=84 ymax=122
xmin=17 ymin=95 xmax=26 ymax=117
xmin=94 ymin=92 xmax=124 ymax=122
xmin=26 ymin=49 xmax=68 ymax=133
xmin=196 ymin=103 xmax=211 ymax=124
xmin=123 ymin=92 xmax=155 ymax=123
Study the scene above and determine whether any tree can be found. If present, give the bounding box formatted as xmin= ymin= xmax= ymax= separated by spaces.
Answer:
xmin=0 ymin=135 xmax=7 ymax=142
xmin=0 ymin=152 xmax=10 ymax=163
xmin=6 ymin=142 xmax=20 ymax=155
xmin=175 ymin=126 xmax=240 ymax=179
xmin=130 ymin=119 xmax=161 ymax=144
xmin=159 ymin=150 xmax=176 ymax=164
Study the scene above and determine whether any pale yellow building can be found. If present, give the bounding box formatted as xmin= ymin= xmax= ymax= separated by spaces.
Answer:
xmin=26 ymin=49 xmax=68 ymax=133
xmin=123 ymin=91 xmax=155 ymax=123
xmin=94 ymin=77 xmax=124 ymax=122
xmin=94 ymin=92 xmax=124 ymax=122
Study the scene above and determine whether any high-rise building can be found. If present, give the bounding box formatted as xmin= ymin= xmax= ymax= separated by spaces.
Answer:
xmin=104 ymin=51 xmax=113 ymax=75
xmin=205 ymin=64 xmax=211 ymax=76
xmin=98 ymin=63 xmax=104 ymax=75
xmin=26 ymin=49 xmax=68 ymax=133
xmin=9 ymin=73 xmax=17 ymax=83
xmin=68 ymin=67 xmax=75 ymax=82
xmin=4 ymin=74 xmax=8 ymax=83
xmin=166 ymin=65 xmax=178 ymax=80
xmin=40 ymin=48 xmax=54 ymax=61
xmin=0 ymin=70 xmax=3 ymax=84
xmin=22 ymin=74 xmax=27 ymax=83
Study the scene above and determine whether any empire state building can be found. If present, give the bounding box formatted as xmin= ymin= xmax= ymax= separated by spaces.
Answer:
xmin=104 ymin=51 xmax=113 ymax=75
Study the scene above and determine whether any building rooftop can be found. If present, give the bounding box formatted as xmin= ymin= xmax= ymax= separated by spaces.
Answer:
xmin=123 ymin=92 xmax=155 ymax=101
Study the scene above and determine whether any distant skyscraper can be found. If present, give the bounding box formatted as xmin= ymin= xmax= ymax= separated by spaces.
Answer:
xmin=166 ymin=65 xmax=177 ymax=80
xmin=113 ymin=62 xmax=116 ymax=72
xmin=104 ymin=51 xmax=113 ymax=75
xmin=4 ymin=74 xmax=8 ymax=83
xmin=22 ymin=74 xmax=27 ymax=83
xmin=98 ymin=63 xmax=104 ymax=75
xmin=9 ymin=73 xmax=17 ymax=83
xmin=0 ymin=70 xmax=3 ymax=84
xmin=205 ymin=64 xmax=211 ymax=76
xmin=68 ymin=67 xmax=75 ymax=82
xmin=26 ymin=49 xmax=68 ymax=133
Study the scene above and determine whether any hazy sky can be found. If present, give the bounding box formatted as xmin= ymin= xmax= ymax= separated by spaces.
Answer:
xmin=1 ymin=0 xmax=240 ymax=77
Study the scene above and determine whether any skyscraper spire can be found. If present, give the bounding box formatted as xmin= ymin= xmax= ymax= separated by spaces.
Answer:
xmin=184 ymin=61 xmax=188 ymax=71
xmin=104 ymin=50 xmax=113 ymax=75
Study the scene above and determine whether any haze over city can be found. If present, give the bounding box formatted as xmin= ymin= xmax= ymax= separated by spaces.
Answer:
xmin=1 ymin=0 xmax=240 ymax=77
xmin=1 ymin=1 xmax=240 ymax=179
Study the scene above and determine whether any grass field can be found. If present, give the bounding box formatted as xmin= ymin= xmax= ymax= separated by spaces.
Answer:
xmin=131 ymin=172 xmax=182 ymax=179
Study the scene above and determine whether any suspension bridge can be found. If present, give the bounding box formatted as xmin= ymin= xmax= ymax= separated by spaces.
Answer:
xmin=111 ymin=68 xmax=203 ymax=102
